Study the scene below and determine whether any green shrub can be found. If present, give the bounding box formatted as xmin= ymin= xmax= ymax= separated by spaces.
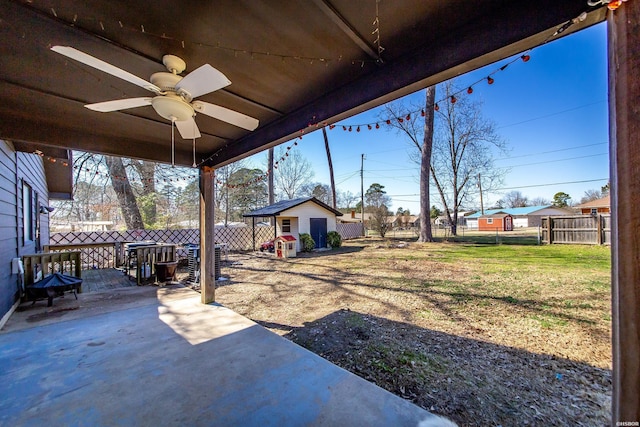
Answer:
xmin=299 ymin=233 xmax=315 ymax=252
xmin=327 ymin=231 xmax=342 ymax=248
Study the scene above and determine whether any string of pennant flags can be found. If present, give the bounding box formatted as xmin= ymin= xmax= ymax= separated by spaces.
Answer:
xmin=35 ymin=2 xmax=628 ymax=190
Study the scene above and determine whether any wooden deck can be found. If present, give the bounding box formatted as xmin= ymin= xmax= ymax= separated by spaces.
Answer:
xmin=81 ymin=268 xmax=136 ymax=293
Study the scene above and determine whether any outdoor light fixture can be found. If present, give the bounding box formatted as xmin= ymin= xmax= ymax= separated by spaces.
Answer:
xmin=39 ymin=205 xmax=54 ymax=214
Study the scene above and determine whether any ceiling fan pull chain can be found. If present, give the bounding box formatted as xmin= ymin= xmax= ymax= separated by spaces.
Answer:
xmin=192 ymin=118 xmax=197 ymax=168
xmin=171 ymin=117 xmax=176 ymax=167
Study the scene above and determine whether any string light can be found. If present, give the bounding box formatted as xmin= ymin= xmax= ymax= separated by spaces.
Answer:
xmin=47 ymin=10 xmax=378 ymax=69
xmin=319 ymin=7 xmax=596 ymax=133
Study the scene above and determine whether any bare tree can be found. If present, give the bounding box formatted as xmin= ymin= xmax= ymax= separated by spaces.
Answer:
xmin=337 ymin=190 xmax=358 ymax=209
xmin=581 ymin=188 xmax=604 ymax=204
xmin=105 ymin=155 xmax=144 ymax=229
xmin=381 ymin=87 xmax=435 ymax=241
xmin=499 ymin=190 xmax=529 ymax=208
xmin=530 ymin=196 xmax=551 ymax=206
xmin=366 ymin=183 xmax=392 ymax=237
xmin=274 ymin=147 xmax=314 ymax=199
xmin=300 ymin=182 xmax=332 ymax=205
xmin=128 ymin=160 xmax=157 ymax=225
xmin=431 ymin=81 xmax=506 ymax=235
xmin=214 ymin=159 xmax=246 ymax=225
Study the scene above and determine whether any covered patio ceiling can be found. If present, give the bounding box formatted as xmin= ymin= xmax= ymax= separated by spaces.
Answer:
xmin=0 ymin=0 xmax=605 ymax=168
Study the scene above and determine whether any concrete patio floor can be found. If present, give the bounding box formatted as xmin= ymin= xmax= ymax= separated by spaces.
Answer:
xmin=0 ymin=285 xmax=439 ymax=426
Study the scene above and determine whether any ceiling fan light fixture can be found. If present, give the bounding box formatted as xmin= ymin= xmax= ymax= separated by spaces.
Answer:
xmin=151 ymin=94 xmax=194 ymax=122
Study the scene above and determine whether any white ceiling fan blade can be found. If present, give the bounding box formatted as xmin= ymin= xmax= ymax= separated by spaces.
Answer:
xmin=175 ymin=117 xmax=202 ymax=139
xmin=85 ymin=97 xmax=153 ymax=112
xmin=51 ymin=46 xmax=161 ymax=93
xmin=175 ymin=64 xmax=231 ymax=99
xmin=193 ymin=101 xmax=259 ymax=131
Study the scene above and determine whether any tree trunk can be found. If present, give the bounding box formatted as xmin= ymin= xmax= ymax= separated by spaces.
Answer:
xmin=105 ymin=156 xmax=144 ymax=229
xmin=322 ymin=127 xmax=337 ymax=209
xmin=132 ymin=160 xmax=157 ymax=225
xmin=268 ymin=148 xmax=275 ymax=205
xmin=419 ymin=86 xmax=435 ymax=242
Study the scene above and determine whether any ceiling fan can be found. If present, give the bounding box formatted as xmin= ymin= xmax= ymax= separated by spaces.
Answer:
xmin=51 ymin=46 xmax=259 ymax=141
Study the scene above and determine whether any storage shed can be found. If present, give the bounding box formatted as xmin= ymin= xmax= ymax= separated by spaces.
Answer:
xmin=244 ymin=197 xmax=343 ymax=252
xmin=478 ymin=213 xmax=513 ymax=232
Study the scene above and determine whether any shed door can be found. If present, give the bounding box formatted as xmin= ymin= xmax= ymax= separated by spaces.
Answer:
xmin=504 ymin=216 xmax=513 ymax=231
xmin=310 ymin=218 xmax=327 ymax=249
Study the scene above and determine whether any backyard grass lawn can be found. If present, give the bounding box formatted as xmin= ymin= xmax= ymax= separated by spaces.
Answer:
xmin=215 ymin=238 xmax=612 ymax=426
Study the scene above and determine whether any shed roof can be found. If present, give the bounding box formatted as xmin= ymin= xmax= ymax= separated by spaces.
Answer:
xmin=480 ymin=213 xmax=512 ymax=218
xmin=243 ymin=197 xmax=343 ymax=218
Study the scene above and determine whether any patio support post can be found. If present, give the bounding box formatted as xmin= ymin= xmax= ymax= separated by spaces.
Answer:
xmin=609 ymin=2 xmax=640 ymax=423
xmin=199 ymin=166 xmax=216 ymax=304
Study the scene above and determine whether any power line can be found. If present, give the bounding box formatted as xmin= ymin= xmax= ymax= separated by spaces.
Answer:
xmin=494 ymin=141 xmax=608 ymax=161
xmin=497 ymin=152 xmax=608 ymax=169
xmin=496 ymin=100 xmax=606 ymax=129
xmin=497 ymin=178 xmax=608 ymax=190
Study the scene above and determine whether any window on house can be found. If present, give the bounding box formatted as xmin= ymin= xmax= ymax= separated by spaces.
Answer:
xmin=486 ymin=218 xmax=493 ymax=224
xmin=22 ymin=182 xmax=34 ymax=244
xmin=282 ymin=219 xmax=291 ymax=233
xmin=591 ymin=208 xmax=598 ymax=215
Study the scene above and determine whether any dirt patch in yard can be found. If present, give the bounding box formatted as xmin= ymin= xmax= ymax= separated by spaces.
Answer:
xmin=187 ymin=238 xmax=612 ymax=426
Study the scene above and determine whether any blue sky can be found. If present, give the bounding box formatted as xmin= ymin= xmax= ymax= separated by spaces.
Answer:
xmin=244 ymin=22 xmax=609 ymax=214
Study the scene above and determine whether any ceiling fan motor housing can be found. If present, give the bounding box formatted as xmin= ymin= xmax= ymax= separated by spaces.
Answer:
xmin=151 ymin=93 xmax=194 ymax=122
xmin=149 ymin=72 xmax=194 ymax=121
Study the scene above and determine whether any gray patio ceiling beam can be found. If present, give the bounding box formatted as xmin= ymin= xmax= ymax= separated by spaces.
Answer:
xmin=213 ymin=1 xmax=604 ymax=167
xmin=311 ymin=0 xmax=380 ymax=60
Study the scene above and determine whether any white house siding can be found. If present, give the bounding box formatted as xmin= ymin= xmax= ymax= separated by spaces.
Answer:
xmin=513 ymin=217 xmax=529 ymax=228
xmin=0 ymin=140 xmax=49 ymax=320
xmin=276 ymin=216 xmax=299 ymax=249
xmin=280 ymin=201 xmax=338 ymax=252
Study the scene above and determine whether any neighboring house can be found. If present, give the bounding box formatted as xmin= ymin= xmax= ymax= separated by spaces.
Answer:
xmin=478 ymin=213 xmax=514 ymax=231
xmin=338 ymin=210 xmax=373 ymax=225
xmin=0 ymin=140 xmax=73 ymax=324
xmin=244 ymin=197 xmax=343 ymax=251
xmin=434 ymin=212 xmax=473 ymax=228
xmin=391 ymin=215 xmax=419 ymax=229
xmin=574 ymin=195 xmax=611 ymax=215
xmin=467 ymin=205 xmax=573 ymax=228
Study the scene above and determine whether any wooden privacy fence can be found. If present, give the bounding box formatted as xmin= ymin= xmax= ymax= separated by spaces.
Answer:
xmin=541 ymin=215 xmax=611 ymax=245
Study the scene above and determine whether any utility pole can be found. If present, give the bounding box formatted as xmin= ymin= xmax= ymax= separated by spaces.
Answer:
xmin=361 ymin=154 xmax=365 ymax=225
xmin=322 ymin=128 xmax=337 ymax=209
xmin=477 ymin=173 xmax=484 ymax=215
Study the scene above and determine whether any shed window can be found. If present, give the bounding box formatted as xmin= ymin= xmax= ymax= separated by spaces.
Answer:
xmin=486 ymin=218 xmax=493 ymax=224
xmin=590 ymin=208 xmax=598 ymax=215
xmin=282 ymin=219 xmax=291 ymax=233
